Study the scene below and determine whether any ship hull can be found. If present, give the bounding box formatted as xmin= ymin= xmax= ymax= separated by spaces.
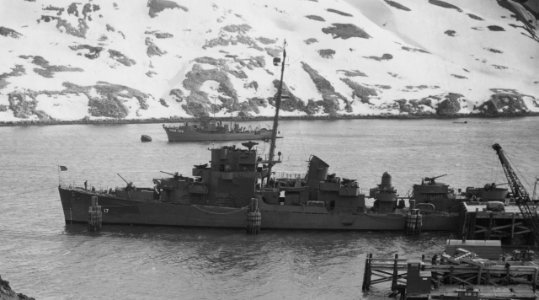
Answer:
xmin=59 ymin=187 xmax=460 ymax=231
xmin=163 ymin=127 xmax=274 ymax=142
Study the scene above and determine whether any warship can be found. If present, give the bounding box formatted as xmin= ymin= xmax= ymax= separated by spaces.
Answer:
xmin=162 ymin=119 xmax=274 ymax=142
xmin=58 ymin=150 xmax=461 ymax=231
xmin=58 ymin=43 xmax=463 ymax=232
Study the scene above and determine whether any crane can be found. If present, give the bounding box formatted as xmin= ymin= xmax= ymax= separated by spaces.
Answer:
xmin=492 ymin=143 xmax=539 ymax=244
xmin=533 ymin=177 xmax=539 ymax=201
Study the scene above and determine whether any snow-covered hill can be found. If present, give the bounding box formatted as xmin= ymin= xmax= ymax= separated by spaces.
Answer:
xmin=0 ymin=0 xmax=538 ymax=122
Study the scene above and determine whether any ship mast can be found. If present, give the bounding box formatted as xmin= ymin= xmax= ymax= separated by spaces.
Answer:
xmin=266 ymin=40 xmax=286 ymax=186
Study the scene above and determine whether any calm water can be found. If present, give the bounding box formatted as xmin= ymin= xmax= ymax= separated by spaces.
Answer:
xmin=0 ymin=118 xmax=538 ymax=299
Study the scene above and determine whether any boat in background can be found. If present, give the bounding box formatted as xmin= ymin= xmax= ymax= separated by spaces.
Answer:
xmin=163 ymin=119 xmax=274 ymax=142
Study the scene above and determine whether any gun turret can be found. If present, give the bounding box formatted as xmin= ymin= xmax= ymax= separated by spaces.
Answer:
xmin=117 ymin=173 xmax=134 ymax=189
xmin=423 ymin=174 xmax=447 ymax=184
xmin=242 ymin=141 xmax=258 ymax=150
xmin=160 ymin=171 xmax=181 ymax=178
xmin=117 ymin=173 xmax=128 ymax=184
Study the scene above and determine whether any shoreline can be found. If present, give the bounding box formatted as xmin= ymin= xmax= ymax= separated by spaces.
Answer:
xmin=0 ymin=275 xmax=34 ymax=300
xmin=1 ymin=112 xmax=538 ymax=127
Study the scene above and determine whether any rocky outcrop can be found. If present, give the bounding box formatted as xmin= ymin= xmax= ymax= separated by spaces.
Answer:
xmin=145 ymin=30 xmax=174 ymax=39
xmin=0 ymin=275 xmax=34 ymax=300
xmin=19 ymin=55 xmax=83 ymax=78
xmin=182 ymin=64 xmax=238 ymax=117
xmin=477 ymin=89 xmax=529 ymax=115
xmin=7 ymin=91 xmax=50 ymax=120
xmin=428 ymin=0 xmax=462 ymax=12
xmin=467 ymin=13 xmax=483 ymax=21
xmin=487 ymin=25 xmax=505 ymax=31
xmin=326 ymin=9 xmax=352 ymax=17
xmin=145 ymin=37 xmax=166 ymax=57
xmin=271 ymin=80 xmax=304 ymax=113
xmin=108 ymin=49 xmax=136 ymax=66
xmin=380 ymin=98 xmax=434 ymax=115
xmin=302 ymin=62 xmax=349 ymax=114
xmin=444 ymin=30 xmax=456 ymax=37
xmin=0 ymin=65 xmax=25 ymax=89
xmin=318 ymin=49 xmax=335 ymax=58
xmin=256 ymin=37 xmax=276 ymax=45
xmin=37 ymin=81 xmax=151 ymax=119
xmin=306 ymin=15 xmax=325 ymax=22
xmin=203 ymin=24 xmax=262 ymax=50
xmin=322 ymin=23 xmax=371 ymax=39
xmin=496 ymin=0 xmax=538 ymax=41
xmin=69 ymin=44 xmax=103 ymax=59
xmin=169 ymin=89 xmax=184 ymax=102
xmin=147 ymin=0 xmax=188 ymax=18
xmin=341 ymin=78 xmax=377 ymax=104
xmin=384 ymin=0 xmax=411 ymax=12
xmin=38 ymin=1 xmax=100 ymax=38
xmin=338 ymin=70 xmax=367 ymax=77
xmin=0 ymin=27 xmax=22 ymax=38
xmin=8 ymin=92 xmax=39 ymax=119
xmin=436 ymin=93 xmax=463 ymax=116
xmin=364 ymin=53 xmax=393 ymax=61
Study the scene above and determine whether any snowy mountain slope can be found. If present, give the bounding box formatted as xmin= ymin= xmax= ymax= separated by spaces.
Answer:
xmin=0 ymin=0 xmax=537 ymax=122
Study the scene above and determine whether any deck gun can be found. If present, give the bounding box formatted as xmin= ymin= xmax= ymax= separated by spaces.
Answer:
xmin=423 ymin=174 xmax=447 ymax=184
xmin=117 ymin=173 xmax=133 ymax=188
xmin=160 ymin=171 xmax=182 ymax=178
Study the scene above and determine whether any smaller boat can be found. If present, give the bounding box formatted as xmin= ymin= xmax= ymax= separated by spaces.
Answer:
xmin=163 ymin=119 xmax=274 ymax=142
xmin=452 ymin=120 xmax=468 ymax=124
xmin=140 ymin=135 xmax=152 ymax=142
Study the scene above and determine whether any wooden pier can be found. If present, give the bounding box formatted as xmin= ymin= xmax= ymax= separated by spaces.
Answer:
xmin=461 ymin=203 xmax=537 ymax=246
xmin=362 ymin=248 xmax=538 ymax=299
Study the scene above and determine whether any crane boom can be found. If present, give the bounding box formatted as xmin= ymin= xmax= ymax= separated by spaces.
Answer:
xmin=492 ymin=143 xmax=539 ymax=244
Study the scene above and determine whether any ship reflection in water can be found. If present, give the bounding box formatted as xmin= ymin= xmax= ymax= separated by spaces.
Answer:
xmin=56 ymin=223 xmax=449 ymax=299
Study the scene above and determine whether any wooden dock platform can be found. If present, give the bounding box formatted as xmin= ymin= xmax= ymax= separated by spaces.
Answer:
xmin=362 ymin=243 xmax=538 ymax=299
xmin=461 ymin=203 xmax=537 ymax=246
xmin=424 ymin=284 xmax=536 ymax=299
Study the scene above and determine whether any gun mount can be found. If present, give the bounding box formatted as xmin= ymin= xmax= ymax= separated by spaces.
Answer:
xmin=242 ymin=141 xmax=258 ymax=151
xmin=117 ymin=173 xmax=134 ymax=190
xmin=422 ymin=174 xmax=447 ymax=184
xmin=160 ymin=171 xmax=183 ymax=178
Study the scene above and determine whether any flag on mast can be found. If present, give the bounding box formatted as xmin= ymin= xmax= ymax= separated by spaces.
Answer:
xmin=59 ymin=165 xmax=68 ymax=171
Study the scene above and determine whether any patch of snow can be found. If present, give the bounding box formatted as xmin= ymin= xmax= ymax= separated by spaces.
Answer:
xmin=35 ymin=93 xmax=89 ymax=120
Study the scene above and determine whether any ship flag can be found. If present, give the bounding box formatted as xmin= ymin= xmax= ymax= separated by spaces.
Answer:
xmin=59 ymin=165 xmax=68 ymax=171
